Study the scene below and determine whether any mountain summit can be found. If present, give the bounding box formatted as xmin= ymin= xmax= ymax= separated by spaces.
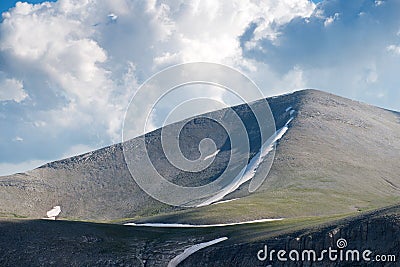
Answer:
xmin=1 ymin=89 xmax=399 ymax=222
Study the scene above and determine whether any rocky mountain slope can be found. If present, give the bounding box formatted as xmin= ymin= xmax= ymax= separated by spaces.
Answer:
xmin=0 ymin=89 xmax=399 ymax=222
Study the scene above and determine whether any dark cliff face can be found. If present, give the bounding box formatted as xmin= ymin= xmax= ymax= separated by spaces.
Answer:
xmin=180 ymin=206 xmax=400 ymax=267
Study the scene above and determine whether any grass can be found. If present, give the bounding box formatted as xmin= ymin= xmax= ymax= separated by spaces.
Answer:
xmin=125 ymin=181 xmax=400 ymax=226
xmin=0 ymin=212 xmax=28 ymax=219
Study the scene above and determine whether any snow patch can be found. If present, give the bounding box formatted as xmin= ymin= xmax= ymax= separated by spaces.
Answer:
xmin=44 ymin=206 xmax=61 ymax=220
xmin=203 ymin=149 xmax=220 ymax=160
xmin=168 ymin=237 xmax=228 ymax=267
xmin=42 ymin=217 xmax=56 ymax=220
xmin=124 ymin=218 xmax=283 ymax=228
xmin=212 ymin=198 xmax=240 ymax=205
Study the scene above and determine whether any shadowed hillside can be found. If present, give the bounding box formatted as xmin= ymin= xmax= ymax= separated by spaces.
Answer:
xmin=0 ymin=204 xmax=399 ymax=266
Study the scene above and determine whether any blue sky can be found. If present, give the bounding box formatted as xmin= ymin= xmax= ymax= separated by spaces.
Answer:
xmin=0 ymin=0 xmax=399 ymax=175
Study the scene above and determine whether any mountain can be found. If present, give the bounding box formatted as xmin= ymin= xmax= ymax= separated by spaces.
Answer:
xmin=0 ymin=89 xmax=399 ymax=222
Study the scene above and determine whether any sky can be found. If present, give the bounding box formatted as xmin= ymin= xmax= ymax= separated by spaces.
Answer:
xmin=0 ymin=0 xmax=399 ymax=175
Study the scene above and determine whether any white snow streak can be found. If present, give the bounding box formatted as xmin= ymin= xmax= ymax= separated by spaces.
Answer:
xmin=203 ymin=149 xmax=220 ymax=160
xmin=124 ymin=218 xmax=283 ymax=228
xmin=211 ymin=198 xmax=240 ymax=205
xmin=196 ymin=114 xmax=295 ymax=207
xmin=167 ymin=237 xmax=228 ymax=267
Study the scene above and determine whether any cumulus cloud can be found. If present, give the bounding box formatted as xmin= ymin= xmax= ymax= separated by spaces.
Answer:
xmin=387 ymin=45 xmax=400 ymax=55
xmin=323 ymin=12 xmax=339 ymax=27
xmin=12 ymin=136 xmax=24 ymax=142
xmin=0 ymin=75 xmax=27 ymax=102
xmin=242 ymin=0 xmax=400 ymax=110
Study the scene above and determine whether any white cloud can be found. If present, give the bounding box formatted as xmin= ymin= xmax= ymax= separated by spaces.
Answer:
xmin=387 ymin=45 xmax=400 ymax=55
xmin=243 ymin=0 xmax=400 ymax=111
xmin=12 ymin=136 xmax=24 ymax=142
xmin=251 ymin=0 xmax=315 ymax=41
xmin=0 ymin=0 xmax=136 ymax=145
xmin=0 ymin=75 xmax=27 ymax=102
xmin=324 ymin=12 xmax=339 ymax=27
